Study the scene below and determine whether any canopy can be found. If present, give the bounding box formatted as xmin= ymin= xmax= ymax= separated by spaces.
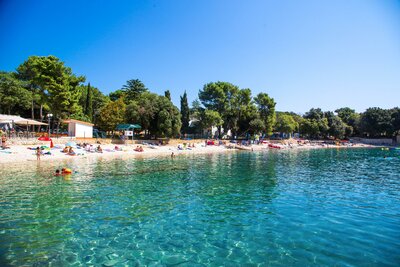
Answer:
xmin=15 ymin=119 xmax=47 ymax=126
xmin=0 ymin=114 xmax=47 ymax=125
xmin=116 ymin=124 xmax=141 ymax=131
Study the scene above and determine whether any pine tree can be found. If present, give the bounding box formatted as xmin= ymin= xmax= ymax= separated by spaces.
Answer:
xmin=180 ymin=91 xmax=190 ymax=134
xmin=85 ymin=83 xmax=93 ymax=121
xmin=164 ymin=90 xmax=171 ymax=101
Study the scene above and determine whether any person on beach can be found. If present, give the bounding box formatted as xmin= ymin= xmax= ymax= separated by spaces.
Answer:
xmin=1 ymin=134 xmax=8 ymax=149
xmin=61 ymin=168 xmax=72 ymax=174
xmin=0 ymin=129 xmax=3 ymax=147
xmin=96 ymin=145 xmax=103 ymax=153
xmin=134 ymin=146 xmax=144 ymax=152
xmin=36 ymin=146 xmax=41 ymax=160
xmin=67 ymin=147 xmax=76 ymax=156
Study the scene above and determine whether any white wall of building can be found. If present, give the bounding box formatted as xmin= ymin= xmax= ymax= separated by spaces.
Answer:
xmin=75 ymin=123 xmax=93 ymax=138
xmin=68 ymin=122 xmax=93 ymax=138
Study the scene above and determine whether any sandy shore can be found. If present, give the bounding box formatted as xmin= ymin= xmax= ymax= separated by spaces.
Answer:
xmin=0 ymin=142 xmax=234 ymax=165
xmin=0 ymin=140 xmax=376 ymax=166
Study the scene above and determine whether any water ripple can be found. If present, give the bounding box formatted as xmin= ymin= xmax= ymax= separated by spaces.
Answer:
xmin=0 ymin=148 xmax=399 ymax=266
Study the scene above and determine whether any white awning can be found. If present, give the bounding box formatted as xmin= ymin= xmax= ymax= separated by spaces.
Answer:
xmin=0 ymin=114 xmax=48 ymax=125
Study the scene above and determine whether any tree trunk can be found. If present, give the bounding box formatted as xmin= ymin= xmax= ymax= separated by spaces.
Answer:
xmin=31 ymin=100 xmax=35 ymax=119
xmin=56 ymin=120 xmax=60 ymax=139
xmin=40 ymin=105 xmax=43 ymax=121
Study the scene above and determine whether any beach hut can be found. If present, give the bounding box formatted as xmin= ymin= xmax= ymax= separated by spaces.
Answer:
xmin=63 ymin=119 xmax=94 ymax=138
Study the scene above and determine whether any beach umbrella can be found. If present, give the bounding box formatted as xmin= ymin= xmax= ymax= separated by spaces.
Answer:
xmin=65 ymin=141 xmax=77 ymax=148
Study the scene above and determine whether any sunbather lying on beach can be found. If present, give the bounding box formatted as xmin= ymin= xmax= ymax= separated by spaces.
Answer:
xmin=134 ymin=146 xmax=144 ymax=152
xmin=67 ymin=147 xmax=76 ymax=156
xmin=96 ymin=145 xmax=103 ymax=153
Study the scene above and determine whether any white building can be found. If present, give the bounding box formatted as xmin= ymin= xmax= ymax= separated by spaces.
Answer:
xmin=64 ymin=119 xmax=94 ymax=138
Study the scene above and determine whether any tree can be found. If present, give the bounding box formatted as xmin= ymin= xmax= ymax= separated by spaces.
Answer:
xmin=180 ymin=91 xmax=190 ymax=134
xmin=155 ymin=96 xmax=181 ymax=137
xmin=126 ymin=92 xmax=159 ymax=135
xmin=249 ymin=118 xmax=265 ymax=134
xmin=122 ymin=79 xmax=148 ymax=102
xmin=328 ymin=116 xmax=346 ymax=139
xmin=0 ymin=72 xmax=32 ymax=114
xmin=199 ymin=81 xmax=239 ymax=137
xmin=190 ymin=99 xmax=202 ymax=120
xmin=303 ymin=108 xmax=330 ymax=138
xmin=391 ymin=107 xmax=400 ymax=135
xmin=335 ymin=107 xmax=360 ymax=135
xmin=85 ymin=83 xmax=93 ymax=120
xmin=304 ymin=108 xmax=324 ymax=122
xmin=254 ymin=93 xmax=276 ymax=136
xmin=201 ymin=110 xmax=223 ymax=133
xmin=275 ymin=113 xmax=298 ymax=137
xmin=92 ymin=87 xmax=110 ymax=126
xmin=97 ymin=98 xmax=126 ymax=131
xmin=126 ymin=92 xmax=181 ymax=137
xmin=109 ymin=89 xmax=125 ymax=101
xmin=231 ymin=88 xmax=256 ymax=137
xmin=360 ymin=107 xmax=393 ymax=137
xmin=164 ymin=90 xmax=171 ymax=101
xmin=300 ymin=119 xmax=320 ymax=138
xmin=16 ymin=55 xmax=85 ymax=124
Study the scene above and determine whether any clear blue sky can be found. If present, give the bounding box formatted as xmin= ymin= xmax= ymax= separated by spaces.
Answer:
xmin=0 ymin=0 xmax=399 ymax=113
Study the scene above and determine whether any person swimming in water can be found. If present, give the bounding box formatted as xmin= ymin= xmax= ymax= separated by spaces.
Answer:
xmin=61 ymin=168 xmax=73 ymax=174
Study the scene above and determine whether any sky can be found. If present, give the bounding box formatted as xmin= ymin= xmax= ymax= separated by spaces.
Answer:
xmin=0 ymin=0 xmax=399 ymax=113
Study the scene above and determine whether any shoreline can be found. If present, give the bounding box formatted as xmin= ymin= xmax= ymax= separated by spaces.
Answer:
xmin=0 ymin=141 xmax=378 ymax=167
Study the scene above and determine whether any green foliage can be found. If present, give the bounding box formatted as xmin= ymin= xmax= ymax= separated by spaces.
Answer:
xmin=125 ymin=92 xmax=181 ymax=137
xmin=69 ymin=113 xmax=92 ymax=123
xmin=97 ymin=98 xmax=126 ymax=131
xmin=126 ymin=92 xmax=159 ymax=132
xmin=199 ymin=81 xmax=240 ymax=137
xmin=275 ymin=113 xmax=298 ymax=135
xmin=85 ymin=83 xmax=93 ymax=120
xmin=16 ymin=55 xmax=85 ymax=120
xmin=230 ymin=88 xmax=256 ymax=136
xmin=0 ymin=72 xmax=32 ymax=114
xmin=300 ymin=119 xmax=320 ymax=138
xmin=156 ymin=96 xmax=181 ymax=137
xmin=201 ymin=110 xmax=223 ymax=130
xmin=254 ymin=93 xmax=276 ymax=136
xmin=164 ymin=90 xmax=171 ymax=101
xmin=109 ymin=89 xmax=125 ymax=101
xmin=122 ymin=79 xmax=148 ymax=102
xmin=301 ymin=108 xmax=330 ymax=138
xmin=328 ymin=116 xmax=346 ymax=139
xmin=249 ymin=118 xmax=265 ymax=133
xmin=8 ymin=55 xmax=400 ymax=140
xmin=391 ymin=107 xmax=400 ymax=135
xmin=360 ymin=107 xmax=393 ymax=137
xmin=335 ymin=107 xmax=360 ymax=135
xmin=180 ymin=91 xmax=190 ymax=134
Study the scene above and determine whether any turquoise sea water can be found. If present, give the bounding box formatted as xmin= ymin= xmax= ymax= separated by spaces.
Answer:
xmin=0 ymin=148 xmax=399 ymax=266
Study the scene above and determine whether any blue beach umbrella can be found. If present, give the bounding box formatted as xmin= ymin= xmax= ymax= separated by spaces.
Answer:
xmin=65 ymin=141 xmax=77 ymax=148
